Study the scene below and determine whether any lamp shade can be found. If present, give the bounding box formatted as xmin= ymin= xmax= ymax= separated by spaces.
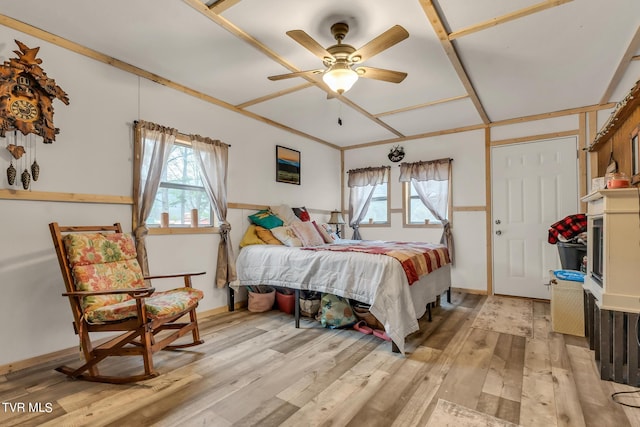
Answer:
xmin=328 ymin=210 xmax=346 ymax=225
xmin=322 ymin=63 xmax=358 ymax=94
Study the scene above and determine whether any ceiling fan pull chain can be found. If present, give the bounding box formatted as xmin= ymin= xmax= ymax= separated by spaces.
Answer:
xmin=338 ymin=102 xmax=343 ymax=126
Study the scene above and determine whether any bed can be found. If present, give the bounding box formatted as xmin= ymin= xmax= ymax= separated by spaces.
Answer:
xmin=232 ymin=239 xmax=451 ymax=354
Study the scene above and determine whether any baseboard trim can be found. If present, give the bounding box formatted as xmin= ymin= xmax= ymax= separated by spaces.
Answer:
xmin=0 ymin=301 xmax=247 ymax=376
xmin=451 ymin=287 xmax=488 ymax=296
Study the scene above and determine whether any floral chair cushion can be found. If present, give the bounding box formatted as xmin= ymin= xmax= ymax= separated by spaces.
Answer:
xmin=72 ymin=259 xmax=145 ymax=313
xmin=64 ymin=232 xmax=145 ymax=313
xmin=84 ymin=287 xmax=204 ymax=324
xmin=64 ymin=232 xmax=138 ymax=267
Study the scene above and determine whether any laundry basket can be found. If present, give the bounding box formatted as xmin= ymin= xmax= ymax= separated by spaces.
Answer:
xmin=550 ymin=270 xmax=585 ymax=337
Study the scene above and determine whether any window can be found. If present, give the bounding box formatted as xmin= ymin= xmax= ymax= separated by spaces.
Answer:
xmin=363 ymin=182 xmax=390 ymax=224
xmin=146 ymin=142 xmax=214 ymax=227
xmin=405 ymin=180 xmax=449 ymax=225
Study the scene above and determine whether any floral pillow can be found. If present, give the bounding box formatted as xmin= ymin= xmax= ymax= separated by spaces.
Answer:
xmin=248 ymin=209 xmax=283 ymax=229
xmin=290 ymin=221 xmax=324 ymax=246
xmin=270 ymin=225 xmax=302 ymax=247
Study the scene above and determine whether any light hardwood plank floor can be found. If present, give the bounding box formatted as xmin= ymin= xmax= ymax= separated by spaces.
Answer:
xmin=1 ymin=292 xmax=639 ymax=426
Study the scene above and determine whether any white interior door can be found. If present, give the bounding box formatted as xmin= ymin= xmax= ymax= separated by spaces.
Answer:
xmin=492 ymin=137 xmax=578 ymax=299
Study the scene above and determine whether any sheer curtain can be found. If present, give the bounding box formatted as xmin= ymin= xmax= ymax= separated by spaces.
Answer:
xmin=133 ymin=120 xmax=176 ymax=275
xmin=191 ymin=135 xmax=236 ymax=288
xmin=399 ymin=158 xmax=454 ymax=263
xmin=347 ymin=166 xmax=389 ymax=240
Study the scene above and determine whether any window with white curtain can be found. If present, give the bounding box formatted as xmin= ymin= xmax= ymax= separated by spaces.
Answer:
xmin=362 ymin=182 xmax=390 ymax=224
xmin=404 ymin=179 xmax=449 ymax=225
xmin=147 ymin=141 xmax=215 ymax=227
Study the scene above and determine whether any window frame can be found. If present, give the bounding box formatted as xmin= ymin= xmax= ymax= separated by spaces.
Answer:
xmin=133 ymin=135 xmax=218 ymax=236
xmin=401 ymin=169 xmax=452 ymax=229
xmin=360 ymin=179 xmax=391 ymax=228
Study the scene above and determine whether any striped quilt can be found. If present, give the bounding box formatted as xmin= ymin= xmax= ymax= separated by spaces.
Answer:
xmin=302 ymin=240 xmax=450 ymax=285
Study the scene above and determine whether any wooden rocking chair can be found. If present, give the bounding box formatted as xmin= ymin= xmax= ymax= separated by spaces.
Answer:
xmin=49 ymin=222 xmax=205 ymax=384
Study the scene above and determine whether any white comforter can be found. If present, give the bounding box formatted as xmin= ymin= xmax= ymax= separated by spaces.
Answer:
xmin=232 ymin=241 xmax=451 ymax=354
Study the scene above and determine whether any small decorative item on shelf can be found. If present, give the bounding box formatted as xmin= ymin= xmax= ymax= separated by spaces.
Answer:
xmin=160 ymin=212 xmax=169 ymax=228
xmin=605 ymin=172 xmax=630 ymax=189
xmin=368 ymin=218 xmax=374 ymax=224
xmin=190 ymin=209 xmax=198 ymax=227
xmin=424 ymin=219 xmax=430 ymax=225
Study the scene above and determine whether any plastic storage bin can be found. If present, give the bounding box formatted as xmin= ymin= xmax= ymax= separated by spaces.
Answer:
xmin=556 ymin=242 xmax=586 ymax=271
xmin=550 ymin=271 xmax=585 ymax=336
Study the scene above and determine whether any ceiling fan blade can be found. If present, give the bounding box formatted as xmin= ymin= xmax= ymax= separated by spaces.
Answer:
xmin=355 ymin=66 xmax=407 ymax=83
xmin=349 ymin=25 xmax=409 ymax=63
xmin=286 ymin=30 xmax=334 ymax=61
xmin=268 ymin=69 xmax=324 ymax=81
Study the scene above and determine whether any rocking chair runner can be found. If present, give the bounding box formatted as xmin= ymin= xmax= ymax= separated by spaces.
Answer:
xmin=49 ymin=222 xmax=205 ymax=384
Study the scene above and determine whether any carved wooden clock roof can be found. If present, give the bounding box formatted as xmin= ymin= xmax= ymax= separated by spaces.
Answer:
xmin=0 ymin=40 xmax=69 ymax=143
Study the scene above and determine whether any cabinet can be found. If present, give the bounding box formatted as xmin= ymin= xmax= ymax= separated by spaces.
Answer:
xmin=583 ymin=188 xmax=640 ymax=312
xmin=582 ymin=188 xmax=640 ymax=385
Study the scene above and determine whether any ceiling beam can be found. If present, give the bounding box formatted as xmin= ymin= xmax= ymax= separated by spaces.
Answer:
xmin=448 ymin=0 xmax=573 ymax=40
xmin=183 ymin=0 xmax=405 ymax=138
xmin=374 ymin=94 xmax=469 ymax=118
xmin=419 ymin=0 xmax=490 ymax=124
xmin=599 ymin=25 xmax=640 ymax=104
xmin=235 ymin=82 xmax=314 ymax=109
xmin=207 ymin=0 xmax=242 ymax=14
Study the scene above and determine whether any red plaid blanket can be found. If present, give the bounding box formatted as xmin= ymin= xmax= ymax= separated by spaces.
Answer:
xmin=548 ymin=214 xmax=587 ymax=244
xmin=302 ymin=241 xmax=450 ymax=285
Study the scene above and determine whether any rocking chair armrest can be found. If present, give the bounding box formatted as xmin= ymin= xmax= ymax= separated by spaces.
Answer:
xmin=62 ymin=287 xmax=156 ymax=298
xmin=144 ymin=271 xmax=206 ymax=280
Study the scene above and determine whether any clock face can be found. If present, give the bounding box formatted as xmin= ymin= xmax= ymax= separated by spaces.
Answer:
xmin=9 ymin=98 xmax=39 ymax=122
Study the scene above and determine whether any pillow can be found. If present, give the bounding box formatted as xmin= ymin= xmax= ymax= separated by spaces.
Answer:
xmin=270 ymin=204 xmax=301 ymax=225
xmin=313 ymin=221 xmax=335 ymax=244
xmin=290 ymin=221 xmax=324 ymax=247
xmin=321 ymin=223 xmax=340 ymax=241
xmin=255 ymin=226 xmax=284 ymax=245
xmin=248 ymin=209 xmax=283 ymax=229
xmin=270 ymin=226 xmax=302 ymax=247
xmin=292 ymin=206 xmax=311 ymax=222
xmin=319 ymin=294 xmax=357 ymax=329
xmin=239 ymin=224 xmax=266 ymax=248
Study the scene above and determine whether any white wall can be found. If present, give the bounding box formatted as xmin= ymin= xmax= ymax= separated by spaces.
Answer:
xmin=342 ymin=129 xmax=487 ymax=292
xmin=0 ymin=27 xmax=340 ymax=366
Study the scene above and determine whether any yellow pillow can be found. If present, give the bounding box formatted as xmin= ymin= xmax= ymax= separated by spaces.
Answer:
xmin=256 ymin=226 xmax=284 ymax=245
xmin=239 ymin=224 xmax=266 ymax=248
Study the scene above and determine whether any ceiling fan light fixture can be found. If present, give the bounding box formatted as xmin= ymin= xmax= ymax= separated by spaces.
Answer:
xmin=322 ymin=63 xmax=358 ymax=94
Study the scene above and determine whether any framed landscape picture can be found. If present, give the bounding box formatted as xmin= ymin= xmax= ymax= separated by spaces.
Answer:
xmin=276 ymin=145 xmax=300 ymax=185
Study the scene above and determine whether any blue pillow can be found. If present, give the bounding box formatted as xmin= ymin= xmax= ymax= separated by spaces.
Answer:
xmin=248 ymin=209 xmax=283 ymax=229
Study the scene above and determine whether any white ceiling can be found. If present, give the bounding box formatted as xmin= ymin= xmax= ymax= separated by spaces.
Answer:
xmin=1 ymin=0 xmax=639 ymax=148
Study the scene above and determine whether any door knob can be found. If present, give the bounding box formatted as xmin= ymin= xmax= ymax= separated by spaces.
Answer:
xmin=495 ymin=230 xmax=502 ymax=235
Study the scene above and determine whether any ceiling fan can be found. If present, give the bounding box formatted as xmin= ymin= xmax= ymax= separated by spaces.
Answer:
xmin=268 ymin=22 xmax=409 ymax=95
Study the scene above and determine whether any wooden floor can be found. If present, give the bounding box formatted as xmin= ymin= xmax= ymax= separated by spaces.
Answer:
xmin=2 ymin=292 xmax=640 ymax=426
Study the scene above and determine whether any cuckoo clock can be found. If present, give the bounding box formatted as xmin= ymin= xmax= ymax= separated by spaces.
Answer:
xmin=0 ymin=40 xmax=69 ymax=143
xmin=1 ymin=40 xmax=69 ymax=189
